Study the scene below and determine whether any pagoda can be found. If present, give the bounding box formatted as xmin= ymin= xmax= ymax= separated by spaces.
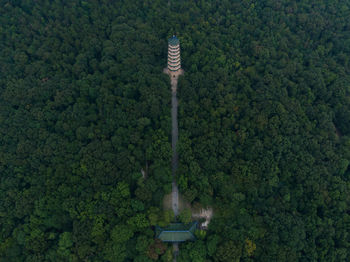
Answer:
xmin=164 ymin=35 xmax=184 ymax=81
xmin=167 ymin=35 xmax=181 ymax=72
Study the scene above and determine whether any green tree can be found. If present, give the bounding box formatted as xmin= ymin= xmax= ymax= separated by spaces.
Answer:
xmin=58 ymin=232 xmax=73 ymax=257
xmin=178 ymin=208 xmax=192 ymax=224
xmin=215 ymin=241 xmax=242 ymax=262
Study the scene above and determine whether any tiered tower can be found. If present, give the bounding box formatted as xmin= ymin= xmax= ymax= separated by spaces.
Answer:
xmin=167 ymin=36 xmax=181 ymax=72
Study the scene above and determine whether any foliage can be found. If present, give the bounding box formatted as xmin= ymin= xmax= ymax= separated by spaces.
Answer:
xmin=176 ymin=0 xmax=350 ymax=261
xmin=195 ymin=229 xmax=207 ymax=240
xmin=161 ymin=249 xmax=173 ymax=262
xmin=1 ymin=0 xmax=350 ymax=261
xmin=178 ymin=208 xmax=192 ymax=224
xmin=147 ymin=239 xmax=167 ymax=260
xmin=215 ymin=241 xmax=242 ymax=262
xmin=245 ymin=238 xmax=256 ymax=257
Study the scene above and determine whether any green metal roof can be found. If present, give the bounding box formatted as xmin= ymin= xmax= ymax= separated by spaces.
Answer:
xmin=168 ymin=36 xmax=179 ymax=46
xmin=156 ymin=222 xmax=197 ymax=242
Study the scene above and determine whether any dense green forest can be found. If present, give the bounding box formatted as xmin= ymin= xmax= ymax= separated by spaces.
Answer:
xmin=1 ymin=0 xmax=350 ymax=261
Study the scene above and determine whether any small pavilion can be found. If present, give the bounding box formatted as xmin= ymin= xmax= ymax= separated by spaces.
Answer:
xmin=155 ymin=222 xmax=197 ymax=242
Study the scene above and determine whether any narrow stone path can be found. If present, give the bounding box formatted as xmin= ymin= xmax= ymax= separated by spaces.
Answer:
xmin=165 ymin=69 xmax=183 ymax=261
xmin=171 ymin=82 xmax=179 ymax=217
xmin=164 ymin=68 xmax=183 ymax=262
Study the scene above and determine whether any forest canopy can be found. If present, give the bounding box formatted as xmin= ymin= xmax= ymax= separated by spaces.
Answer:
xmin=1 ymin=0 xmax=350 ymax=261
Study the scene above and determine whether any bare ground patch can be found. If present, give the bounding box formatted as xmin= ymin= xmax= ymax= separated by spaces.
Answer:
xmin=163 ymin=193 xmax=173 ymax=211
xmin=163 ymin=192 xmax=190 ymax=212
xmin=192 ymin=207 xmax=213 ymax=228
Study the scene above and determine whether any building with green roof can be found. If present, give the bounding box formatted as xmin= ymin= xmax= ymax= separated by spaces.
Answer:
xmin=155 ymin=222 xmax=197 ymax=242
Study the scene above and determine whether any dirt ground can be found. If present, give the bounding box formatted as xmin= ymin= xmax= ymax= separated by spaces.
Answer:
xmin=192 ymin=207 xmax=213 ymax=228
xmin=163 ymin=192 xmax=190 ymax=213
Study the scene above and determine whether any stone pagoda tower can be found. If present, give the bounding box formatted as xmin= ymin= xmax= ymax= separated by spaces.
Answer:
xmin=168 ymin=35 xmax=181 ymax=72
xmin=164 ymin=35 xmax=184 ymax=80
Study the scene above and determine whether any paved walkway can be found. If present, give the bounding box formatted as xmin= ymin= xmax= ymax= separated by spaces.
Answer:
xmin=171 ymin=86 xmax=179 ymax=217
xmin=164 ymin=68 xmax=183 ymax=261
